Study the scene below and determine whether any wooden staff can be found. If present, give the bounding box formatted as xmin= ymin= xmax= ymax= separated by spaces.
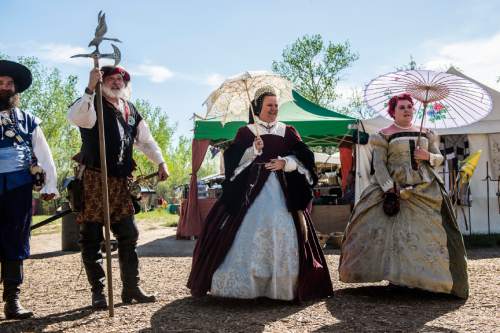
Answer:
xmin=93 ymin=55 xmax=115 ymax=317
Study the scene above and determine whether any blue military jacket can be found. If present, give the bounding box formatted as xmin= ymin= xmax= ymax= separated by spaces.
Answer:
xmin=0 ymin=108 xmax=38 ymax=195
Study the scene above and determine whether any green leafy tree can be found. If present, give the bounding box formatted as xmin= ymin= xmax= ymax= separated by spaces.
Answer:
xmin=0 ymin=54 xmax=80 ymax=185
xmin=339 ymin=88 xmax=376 ymax=120
xmin=198 ymin=151 xmax=219 ymax=179
xmin=132 ymin=99 xmax=174 ymax=176
xmin=163 ymin=135 xmax=191 ymax=199
xmin=272 ymin=34 xmax=359 ymax=108
xmin=1 ymin=54 xmax=197 ymax=203
xmin=133 ymin=99 xmax=198 ymax=201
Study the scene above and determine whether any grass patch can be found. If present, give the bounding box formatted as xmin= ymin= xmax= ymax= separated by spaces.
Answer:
xmin=136 ymin=208 xmax=179 ymax=228
xmin=30 ymin=208 xmax=179 ymax=236
xmin=31 ymin=215 xmax=62 ymax=236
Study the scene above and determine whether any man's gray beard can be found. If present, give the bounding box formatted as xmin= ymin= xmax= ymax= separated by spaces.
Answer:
xmin=102 ymin=85 xmax=131 ymax=101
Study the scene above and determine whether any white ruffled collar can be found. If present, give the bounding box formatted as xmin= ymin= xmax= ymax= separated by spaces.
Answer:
xmin=254 ymin=117 xmax=278 ymax=129
xmin=247 ymin=119 xmax=286 ymax=137
xmin=0 ymin=108 xmax=23 ymax=120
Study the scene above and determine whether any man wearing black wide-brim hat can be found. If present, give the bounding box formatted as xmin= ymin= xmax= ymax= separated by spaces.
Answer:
xmin=0 ymin=60 xmax=58 ymax=319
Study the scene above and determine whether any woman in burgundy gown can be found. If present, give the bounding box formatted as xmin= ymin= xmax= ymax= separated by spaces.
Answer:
xmin=187 ymin=87 xmax=333 ymax=301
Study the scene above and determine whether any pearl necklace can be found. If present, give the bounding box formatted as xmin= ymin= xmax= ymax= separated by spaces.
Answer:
xmin=393 ymin=122 xmax=413 ymax=130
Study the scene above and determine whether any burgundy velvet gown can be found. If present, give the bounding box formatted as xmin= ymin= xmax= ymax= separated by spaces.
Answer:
xmin=187 ymin=122 xmax=334 ymax=301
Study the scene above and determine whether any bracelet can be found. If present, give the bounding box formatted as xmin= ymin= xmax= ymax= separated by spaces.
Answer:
xmin=85 ymin=87 xmax=94 ymax=95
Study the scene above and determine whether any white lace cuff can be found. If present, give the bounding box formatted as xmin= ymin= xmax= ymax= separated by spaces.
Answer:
xmin=278 ymin=156 xmax=297 ymax=172
xmin=253 ymin=144 xmax=263 ymax=156
xmin=230 ymin=146 xmax=259 ymax=181
xmin=429 ymin=152 xmax=444 ymax=167
xmin=32 ymin=127 xmax=60 ymax=197
xmin=278 ymin=155 xmax=313 ymax=185
xmin=380 ymin=179 xmax=394 ymax=192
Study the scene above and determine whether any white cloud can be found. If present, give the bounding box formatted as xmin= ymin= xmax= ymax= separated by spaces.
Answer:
xmin=205 ymin=73 xmax=225 ymax=87
xmin=3 ymin=41 xmax=91 ymax=66
xmin=422 ymin=32 xmax=500 ymax=88
xmin=3 ymin=42 xmax=176 ymax=83
xmin=130 ymin=64 xmax=174 ymax=83
xmin=2 ymin=40 xmax=224 ymax=87
xmin=34 ymin=43 xmax=90 ymax=65
xmin=174 ymin=72 xmax=226 ymax=87
xmin=335 ymin=83 xmax=363 ymax=106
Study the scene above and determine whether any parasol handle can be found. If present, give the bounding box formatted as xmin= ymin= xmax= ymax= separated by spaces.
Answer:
xmin=416 ymin=101 xmax=428 ymax=148
xmin=416 ymin=87 xmax=431 ymax=148
xmin=243 ymin=80 xmax=260 ymax=138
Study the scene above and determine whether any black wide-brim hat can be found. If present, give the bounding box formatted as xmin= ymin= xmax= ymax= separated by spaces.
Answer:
xmin=0 ymin=60 xmax=33 ymax=93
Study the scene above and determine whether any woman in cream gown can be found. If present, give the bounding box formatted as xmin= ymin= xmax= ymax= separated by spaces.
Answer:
xmin=339 ymin=93 xmax=468 ymax=299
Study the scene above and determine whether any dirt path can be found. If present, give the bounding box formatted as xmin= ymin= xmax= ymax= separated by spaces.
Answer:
xmin=0 ymin=224 xmax=498 ymax=332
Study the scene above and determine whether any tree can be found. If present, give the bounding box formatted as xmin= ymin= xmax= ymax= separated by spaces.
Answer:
xmin=1 ymin=54 xmax=192 ymax=203
xmin=158 ymin=136 xmax=219 ymax=200
xmin=132 ymin=100 xmax=209 ymax=201
xmin=272 ymin=34 xmax=359 ymax=108
xmin=132 ymin=99 xmax=175 ymax=176
xmin=162 ymin=135 xmax=191 ymax=199
xmin=339 ymin=88 xmax=376 ymax=120
xmin=131 ymin=99 xmax=220 ymax=201
xmin=0 ymin=54 xmax=80 ymax=186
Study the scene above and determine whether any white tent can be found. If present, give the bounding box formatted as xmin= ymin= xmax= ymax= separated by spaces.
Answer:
xmin=314 ymin=152 xmax=340 ymax=165
xmin=356 ymin=67 xmax=500 ymax=235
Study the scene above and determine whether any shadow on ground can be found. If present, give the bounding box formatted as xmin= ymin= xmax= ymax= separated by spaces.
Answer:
xmin=29 ymin=250 xmax=78 ymax=260
xmin=0 ymin=307 xmax=94 ymax=333
xmin=315 ymin=285 xmax=465 ymax=332
xmin=137 ymin=235 xmax=195 ymax=258
xmin=465 ymin=247 xmax=500 ymax=260
xmin=139 ymin=296 xmax=307 ymax=333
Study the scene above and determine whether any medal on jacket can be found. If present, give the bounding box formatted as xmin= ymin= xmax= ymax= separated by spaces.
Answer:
xmin=128 ymin=117 xmax=135 ymax=126
xmin=4 ymin=129 xmax=15 ymax=138
xmin=15 ymin=134 xmax=24 ymax=143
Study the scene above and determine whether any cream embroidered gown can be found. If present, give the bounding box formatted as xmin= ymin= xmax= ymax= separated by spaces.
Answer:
xmin=339 ymin=130 xmax=469 ymax=298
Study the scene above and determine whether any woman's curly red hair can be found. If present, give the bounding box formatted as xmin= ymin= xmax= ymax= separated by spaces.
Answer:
xmin=388 ymin=93 xmax=413 ymax=118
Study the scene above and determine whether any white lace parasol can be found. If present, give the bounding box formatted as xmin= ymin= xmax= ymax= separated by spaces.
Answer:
xmin=203 ymin=71 xmax=293 ymax=124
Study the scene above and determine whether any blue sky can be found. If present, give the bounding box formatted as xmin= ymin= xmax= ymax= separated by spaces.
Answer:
xmin=2 ymin=0 xmax=499 ymax=138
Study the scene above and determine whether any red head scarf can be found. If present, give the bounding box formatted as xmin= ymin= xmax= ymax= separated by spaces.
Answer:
xmin=101 ymin=66 xmax=130 ymax=82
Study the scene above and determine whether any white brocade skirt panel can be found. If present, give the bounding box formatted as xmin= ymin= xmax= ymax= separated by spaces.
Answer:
xmin=210 ymin=172 xmax=300 ymax=300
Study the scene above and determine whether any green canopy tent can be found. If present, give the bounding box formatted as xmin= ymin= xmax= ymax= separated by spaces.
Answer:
xmin=177 ymin=90 xmax=358 ymax=239
xmin=194 ymin=90 xmax=356 ymax=146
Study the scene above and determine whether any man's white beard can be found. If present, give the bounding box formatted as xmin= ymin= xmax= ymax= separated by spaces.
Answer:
xmin=102 ymin=84 xmax=131 ymax=101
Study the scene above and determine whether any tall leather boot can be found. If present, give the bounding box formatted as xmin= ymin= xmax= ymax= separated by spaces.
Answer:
xmin=119 ymin=246 xmax=156 ymax=303
xmin=115 ymin=218 xmax=155 ymax=304
xmin=81 ymin=257 xmax=107 ymax=309
xmin=79 ymin=223 xmax=107 ymax=309
xmin=2 ymin=261 xmax=33 ymax=319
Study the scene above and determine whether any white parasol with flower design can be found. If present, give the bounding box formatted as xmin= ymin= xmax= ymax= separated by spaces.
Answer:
xmin=364 ymin=69 xmax=493 ymax=142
